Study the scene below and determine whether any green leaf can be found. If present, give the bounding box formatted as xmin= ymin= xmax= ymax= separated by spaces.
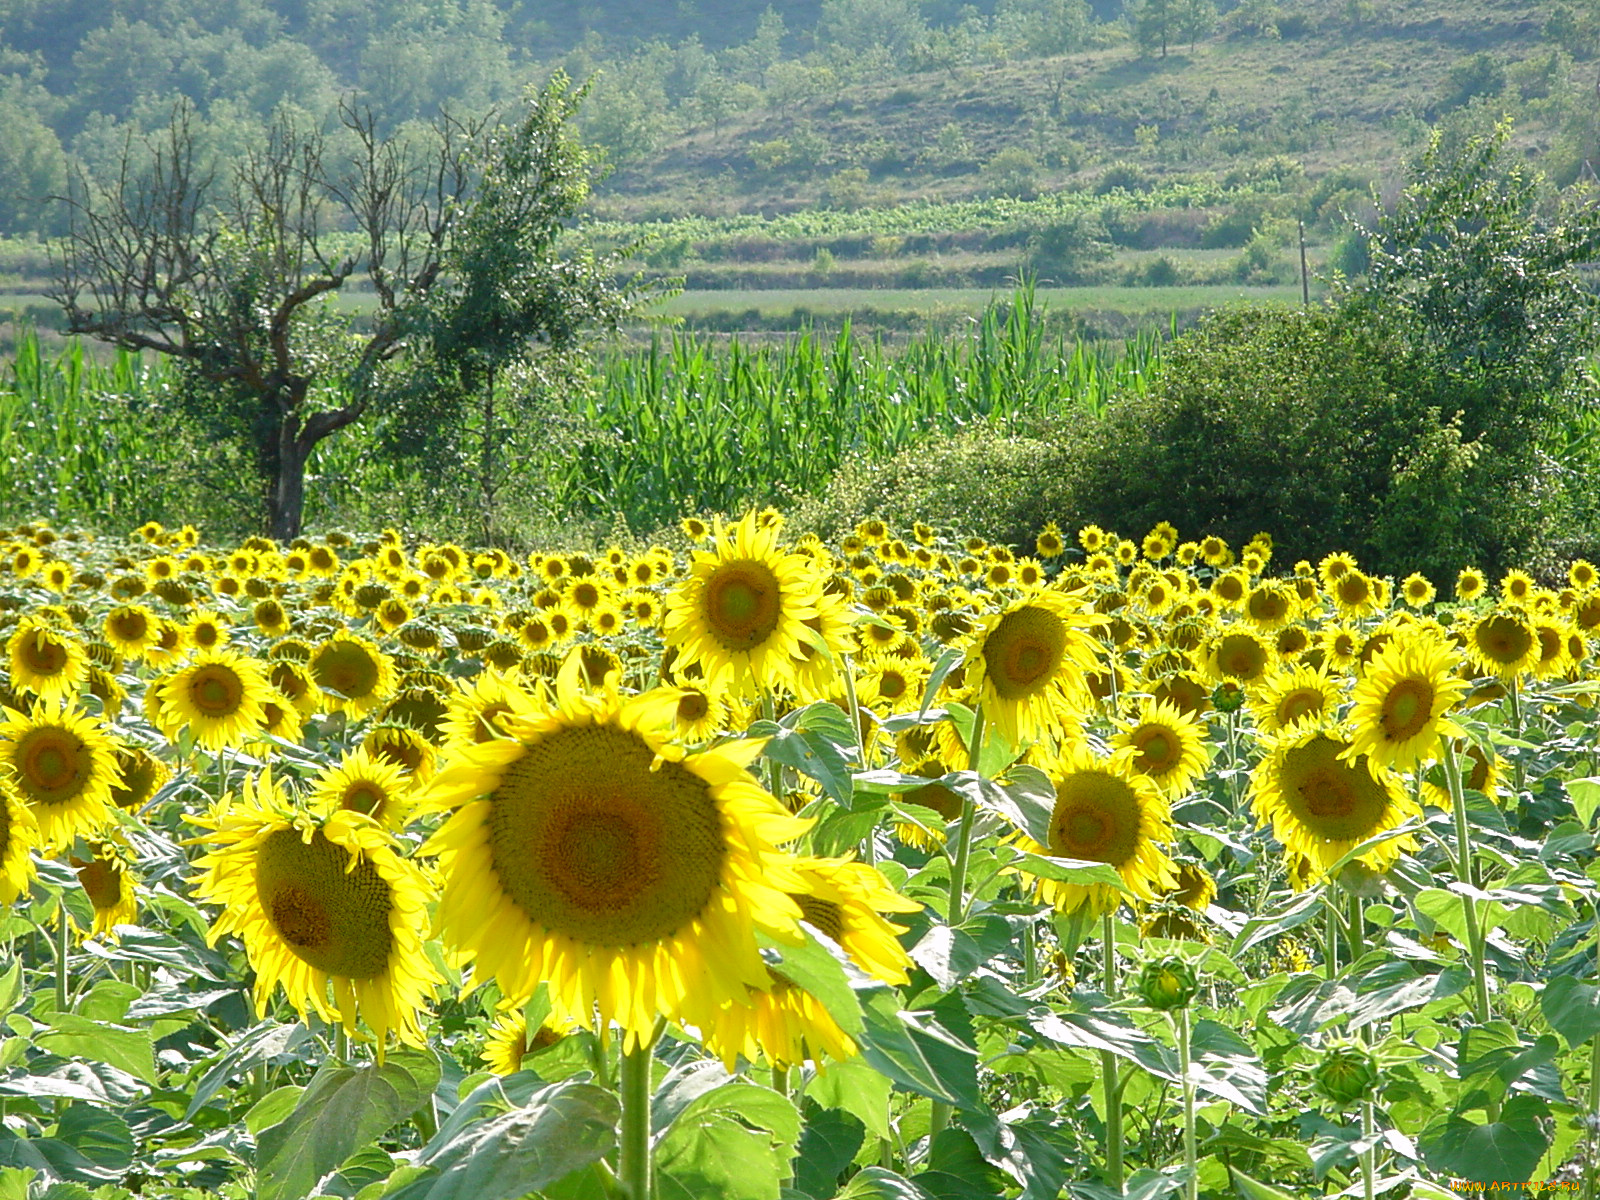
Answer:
xmin=1188 ymin=1019 xmax=1267 ymax=1116
xmin=0 ymin=961 xmax=22 ymax=1016
xmin=656 ymin=1081 xmax=799 ymax=1200
xmin=1229 ymin=890 xmax=1323 ymax=957
xmin=752 ymin=702 xmax=858 ymax=808
xmin=1031 ymin=1008 xmax=1178 ymax=1082
xmin=35 ymin=1014 xmax=156 ymax=1085
xmin=52 ymin=1105 xmax=132 ymax=1174
xmin=806 ymin=1057 xmax=892 ymax=1142
xmin=1564 ymin=776 xmax=1600 ymax=827
xmin=909 ymin=925 xmax=983 ymax=992
xmin=1006 ymin=849 xmax=1127 ymax=894
xmin=385 ymin=1080 xmax=619 ymax=1200
xmin=185 ymin=1021 xmax=312 ymax=1121
xmin=1418 ymin=1095 xmax=1552 ymax=1184
xmin=1229 ymin=1166 xmax=1300 ymax=1200
xmin=834 ymin=1167 xmax=931 ymax=1200
xmin=857 ymin=991 xmax=982 ymax=1111
xmin=244 ymin=1086 xmax=305 ymax=1136
xmin=1540 ymin=976 xmax=1600 ymax=1048
xmin=760 ymin=927 xmax=867 ymax=1036
xmin=794 ymin=1101 xmax=864 ymax=1200
xmin=256 ymin=1049 xmax=441 ymax=1200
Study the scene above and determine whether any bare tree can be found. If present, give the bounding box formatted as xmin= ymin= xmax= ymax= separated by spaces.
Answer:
xmin=50 ymin=100 xmax=484 ymax=539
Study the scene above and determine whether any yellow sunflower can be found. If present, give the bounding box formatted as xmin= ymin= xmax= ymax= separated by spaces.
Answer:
xmin=0 ymin=701 xmax=120 ymax=853
xmin=309 ymin=748 xmax=415 ymax=830
xmin=361 ymin=723 xmax=438 ymax=782
xmin=1204 ymin=629 xmax=1273 ymax=688
xmin=1248 ymin=665 xmax=1343 ymax=735
xmin=1456 ymin=567 xmax=1487 ymax=603
xmin=438 ymin=670 xmax=532 ymax=752
xmin=1467 ymin=610 xmax=1539 ymax=680
xmin=1249 ymin=723 xmax=1419 ymax=882
xmin=1013 ymin=745 xmax=1177 ymax=916
xmin=109 ymin=745 xmax=170 ymax=811
xmin=1421 ymin=740 xmax=1503 ymax=809
xmin=73 ymin=844 xmax=138 ymax=940
xmin=418 ymin=654 xmax=813 ymax=1049
xmin=102 ymin=605 xmax=161 ymax=662
xmin=189 ymin=772 xmax=440 ymax=1054
xmin=309 ymin=634 xmax=398 ymax=718
xmin=964 ymin=588 xmax=1101 ymax=749
xmin=791 ymin=856 xmax=919 ymax=985
xmin=0 ymin=776 xmax=39 ymax=903
xmin=7 ymin=616 xmax=88 ymax=706
xmin=1110 ymin=698 xmax=1210 ymax=798
xmin=1401 ymin=573 xmax=1436 ymax=609
xmin=662 ymin=512 xmax=823 ymax=696
xmin=670 ymin=683 xmax=728 ymax=743
xmin=157 ymin=650 xmax=272 ymax=751
xmin=481 ymin=1005 xmax=582 ymax=1075
xmin=1346 ymin=634 xmax=1468 ymax=772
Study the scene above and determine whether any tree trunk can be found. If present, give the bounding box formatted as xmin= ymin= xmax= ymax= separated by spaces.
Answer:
xmin=268 ymin=418 xmax=312 ymax=542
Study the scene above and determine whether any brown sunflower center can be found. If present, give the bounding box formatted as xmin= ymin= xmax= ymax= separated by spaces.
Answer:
xmin=17 ymin=730 xmax=86 ymax=803
xmin=1049 ymin=772 xmax=1142 ymax=866
xmin=313 ymin=642 xmax=381 ymax=699
xmin=485 ymin=725 xmax=727 ymax=947
xmin=984 ymin=606 xmax=1067 ymax=700
xmin=1281 ymin=736 xmax=1394 ymax=843
xmin=1215 ymin=634 xmax=1269 ymax=681
xmin=1475 ymin=615 xmax=1534 ymax=665
xmin=702 ymin=560 xmax=782 ymax=651
xmin=109 ymin=612 xmax=148 ymax=642
xmin=17 ymin=636 xmax=67 ymax=676
xmin=795 ymin=893 xmax=845 ymax=942
xmin=1133 ymin=727 xmax=1174 ymax=770
xmin=1379 ymin=679 xmax=1433 ymax=741
xmin=676 ymin=691 xmax=710 ymax=723
xmin=190 ymin=667 xmax=243 ymax=717
xmin=77 ymin=858 xmax=124 ymax=911
xmin=343 ymin=783 xmax=385 ymax=816
xmin=1278 ymin=688 xmax=1327 ymax=727
xmin=254 ymin=829 xmax=394 ymax=978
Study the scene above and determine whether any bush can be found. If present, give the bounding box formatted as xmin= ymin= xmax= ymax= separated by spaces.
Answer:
xmin=788 ymin=420 xmax=1074 ymax=549
xmin=1039 ymin=304 xmax=1563 ymax=577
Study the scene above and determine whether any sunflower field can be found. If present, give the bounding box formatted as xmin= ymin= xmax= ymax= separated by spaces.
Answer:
xmin=0 ymin=511 xmax=1594 ymax=1200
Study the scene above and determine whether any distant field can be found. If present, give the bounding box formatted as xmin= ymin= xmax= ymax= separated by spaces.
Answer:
xmin=657 ymin=283 xmax=1313 ymax=318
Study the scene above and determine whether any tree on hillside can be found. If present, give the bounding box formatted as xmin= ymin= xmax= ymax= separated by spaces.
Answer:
xmin=50 ymin=76 xmax=647 ymax=540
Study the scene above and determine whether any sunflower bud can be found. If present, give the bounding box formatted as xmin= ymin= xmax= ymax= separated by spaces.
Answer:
xmin=1211 ymin=682 xmax=1246 ymax=713
xmin=1314 ymin=1039 xmax=1380 ymax=1105
xmin=1137 ymin=954 xmax=1199 ymax=1011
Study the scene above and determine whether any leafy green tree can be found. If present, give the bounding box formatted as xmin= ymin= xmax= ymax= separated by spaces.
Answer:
xmin=1131 ymin=0 xmax=1176 ymax=57
xmin=394 ymin=73 xmax=660 ymax=543
xmin=0 ymin=97 xmax=67 ymax=236
xmin=50 ymin=78 xmax=649 ymax=541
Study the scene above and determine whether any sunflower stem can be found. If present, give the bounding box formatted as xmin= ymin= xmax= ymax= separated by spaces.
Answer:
xmin=1324 ymin=889 xmax=1338 ymax=981
xmin=1348 ymin=891 xmax=1364 ymax=966
xmin=839 ymin=656 xmax=874 ymax=865
xmin=1507 ymin=676 xmax=1527 ymax=794
xmin=53 ymin=896 xmax=69 ymax=1013
xmin=944 ymin=704 xmax=986 ymax=925
xmin=1443 ymin=740 xmax=1492 ymax=1023
xmin=771 ymin=1064 xmax=789 ymax=1101
xmin=333 ymin=1024 xmax=348 ymax=1064
xmin=759 ymin=689 xmax=785 ymax=807
xmin=1101 ymin=911 xmax=1124 ymax=1189
xmin=1585 ymin=1018 xmax=1600 ymax=1200
xmin=618 ymin=1031 xmax=658 ymax=1200
xmin=1176 ymin=1006 xmax=1197 ymax=1200
xmin=1361 ymin=1097 xmax=1377 ymax=1200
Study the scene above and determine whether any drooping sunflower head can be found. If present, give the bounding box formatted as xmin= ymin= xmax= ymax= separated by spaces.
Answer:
xmin=157 ymin=649 xmax=271 ymax=751
xmin=109 ymin=745 xmax=171 ymax=811
xmin=418 ymin=654 xmax=814 ymax=1048
xmin=0 ymin=775 xmax=39 ymax=904
xmin=1110 ymin=698 xmax=1210 ymax=798
xmin=1204 ymin=629 xmax=1273 ymax=688
xmin=965 ymin=588 xmax=1102 ymax=748
xmin=1346 ymin=634 xmax=1468 ymax=772
xmin=189 ymin=778 xmax=441 ymax=1055
xmin=1249 ymin=723 xmax=1419 ymax=883
xmin=310 ymin=748 xmax=415 ymax=830
xmin=1016 ymin=745 xmax=1177 ymax=917
xmin=73 ymin=843 xmax=138 ymax=941
xmin=662 ymin=512 xmax=823 ymax=697
xmin=361 ymin=723 xmax=439 ymax=782
xmin=789 ymin=856 xmax=919 ymax=986
xmin=0 ymin=701 xmax=121 ymax=853
xmin=480 ymin=1004 xmax=581 ymax=1075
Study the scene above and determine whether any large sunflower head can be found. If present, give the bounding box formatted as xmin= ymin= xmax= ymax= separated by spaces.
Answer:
xmin=1016 ymin=745 xmax=1177 ymax=916
xmin=157 ymin=650 xmax=272 ymax=751
xmin=662 ymin=512 xmax=824 ymax=696
xmin=1248 ymin=664 xmax=1344 ymax=735
xmin=418 ymin=654 xmax=814 ymax=1049
xmin=188 ymin=771 xmax=440 ymax=1055
xmin=1249 ymin=723 xmax=1419 ymax=883
xmin=7 ymin=616 xmax=88 ymax=706
xmin=964 ymin=587 xmax=1102 ymax=748
xmin=1110 ymin=698 xmax=1210 ymax=798
xmin=102 ymin=605 xmax=160 ymax=662
xmin=1205 ymin=629 xmax=1273 ymax=688
xmin=1346 ymin=634 xmax=1468 ymax=772
xmin=0 ymin=701 xmax=121 ymax=853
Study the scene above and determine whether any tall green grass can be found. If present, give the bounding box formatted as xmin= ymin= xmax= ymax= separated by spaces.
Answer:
xmin=567 ymin=286 xmax=1162 ymax=531
xmin=0 ymin=287 xmax=1164 ymax=538
xmin=0 ymin=330 xmax=182 ymax=528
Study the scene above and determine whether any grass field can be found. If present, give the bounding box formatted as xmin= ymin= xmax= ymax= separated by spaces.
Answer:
xmin=659 ymin=283 xmax=1312 ymax=317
